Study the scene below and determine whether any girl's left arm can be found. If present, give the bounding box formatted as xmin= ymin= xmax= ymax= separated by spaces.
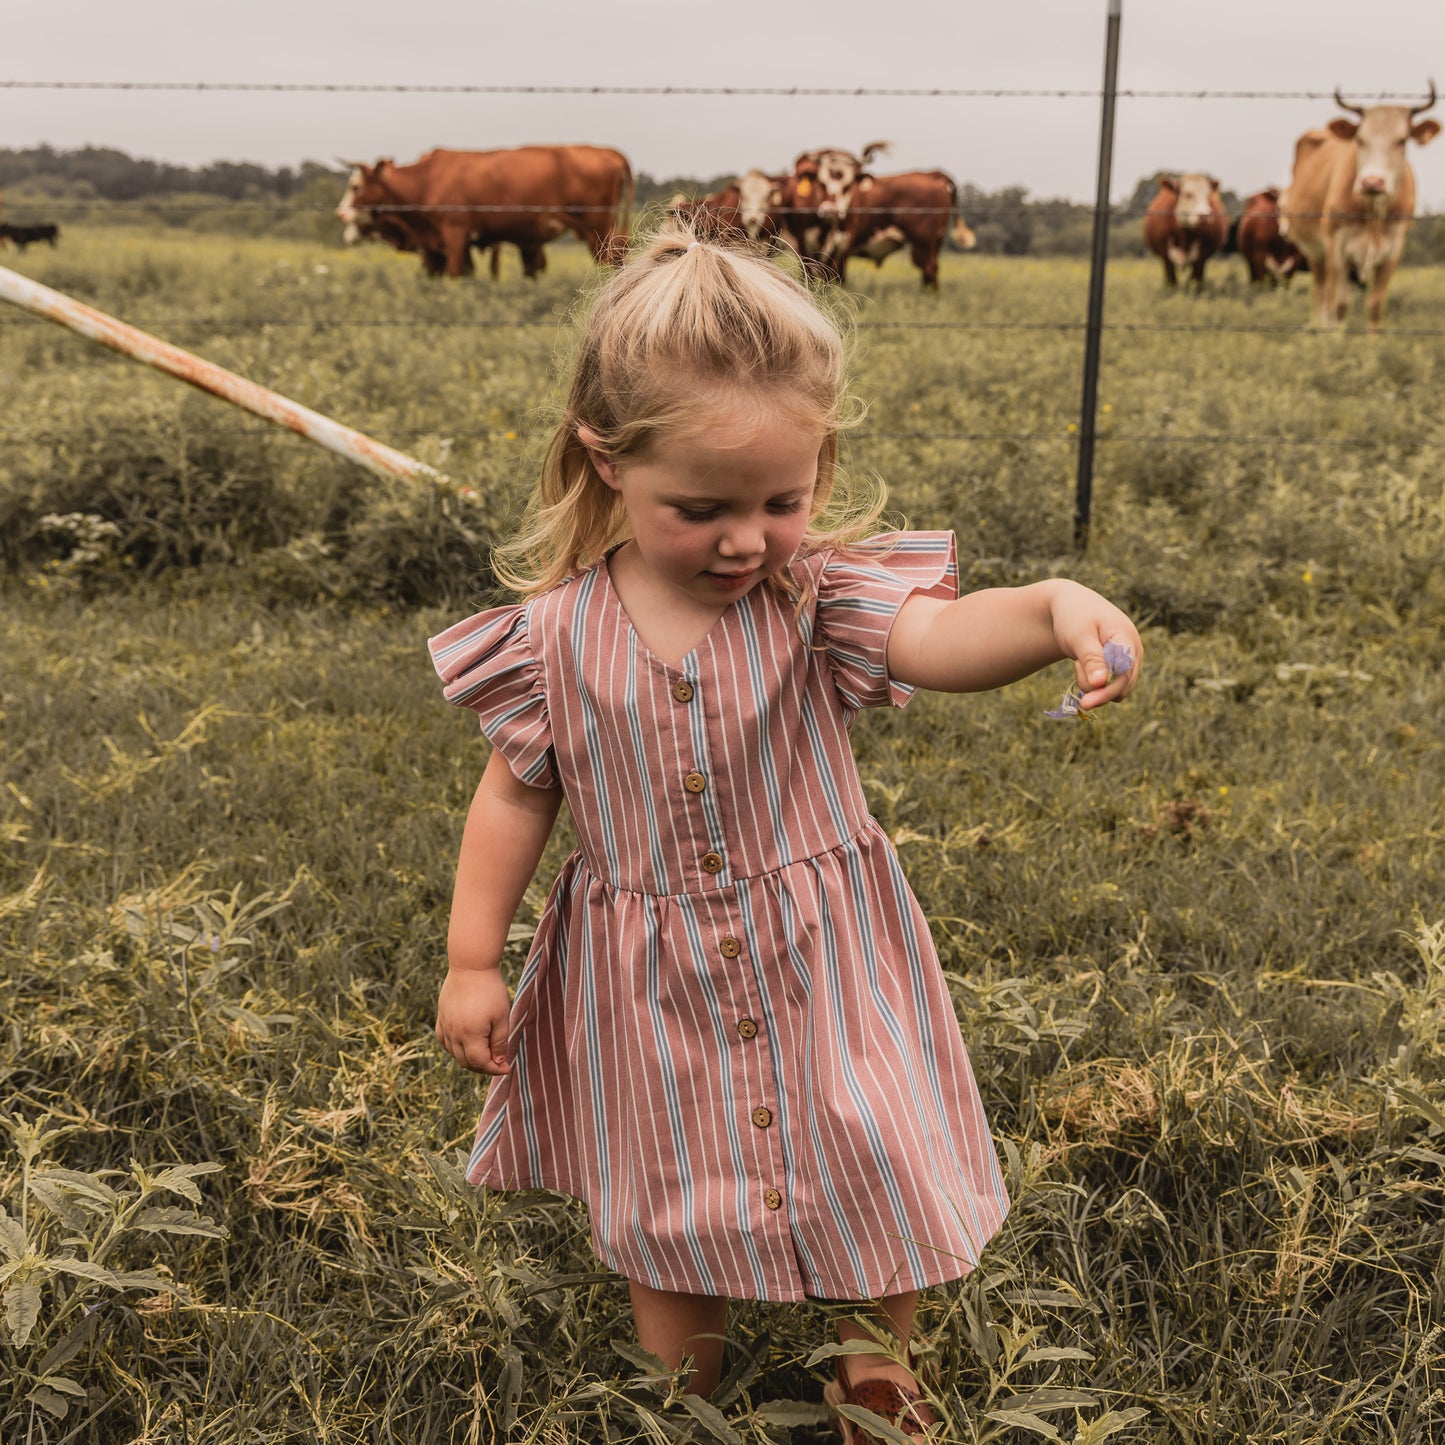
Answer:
xmin=887 ymin=579 xmax=1142 ymax=709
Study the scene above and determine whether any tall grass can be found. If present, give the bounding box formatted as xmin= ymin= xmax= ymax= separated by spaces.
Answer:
xmin=2 ymin=229 xmax=1444 ymax=1442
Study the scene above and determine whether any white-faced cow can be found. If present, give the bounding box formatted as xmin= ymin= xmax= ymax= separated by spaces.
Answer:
xmin=1280 ymin=84 xmax=1439 ymax=331
xmin=833 ymin=170 xmax=976 ymax=289
xmin=1142 ymin=173 xmax=1230 ymax=288
xmin=773 ymin=143 xmax=890 ymax=281
xmin=336 ymin=145 xmax=633 ymax=279
xmin=668 ymin=169 xmax=786 ymax=245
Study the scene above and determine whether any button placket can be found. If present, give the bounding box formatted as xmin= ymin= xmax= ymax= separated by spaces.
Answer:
xmin=676 ymin=673 xmax=723 ymax=881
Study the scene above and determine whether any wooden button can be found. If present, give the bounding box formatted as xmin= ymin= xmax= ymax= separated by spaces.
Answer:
xmin=737 ymin=1017 xmax=758 ymax=1039
xmin=672 ymin=680 xmax=694 ymax=702
xmin=700 ymin=851 xmax=724 ymax=874
xmin=719 ymin=936 xmax=742 ymax=958
xmin=751 ymin=1106 xmax=773 ymax=1129
xmin=683 ymin=771 xmax=707 ymax=794
xmin=763 ymin=1188 xmax=783 ymax=1211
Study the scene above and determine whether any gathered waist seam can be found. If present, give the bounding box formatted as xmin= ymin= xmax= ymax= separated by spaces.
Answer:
xmin=570 ymin=822 xmax=883 ymax=899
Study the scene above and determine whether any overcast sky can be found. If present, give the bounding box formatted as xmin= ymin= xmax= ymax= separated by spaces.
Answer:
xmin=4 ymin=0 xmax=1444 ymax=207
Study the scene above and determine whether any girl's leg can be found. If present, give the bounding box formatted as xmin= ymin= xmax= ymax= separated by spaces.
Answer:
xmin=629 ymin=1279 xmax=728 ymax=1397
xmin=836 ymin=1288 xmax=921 ymax=1391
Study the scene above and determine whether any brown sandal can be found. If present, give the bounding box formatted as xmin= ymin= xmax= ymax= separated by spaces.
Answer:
xmin=822 ymin=1358 xmax=941 ymax=1443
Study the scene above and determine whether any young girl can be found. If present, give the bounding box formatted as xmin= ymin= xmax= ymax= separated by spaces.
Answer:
xmin=429 ymin=224 xmax=1141 ymax=1440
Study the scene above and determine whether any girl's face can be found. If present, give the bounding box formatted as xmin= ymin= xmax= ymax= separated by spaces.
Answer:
xmin=583 ymin=392 xmax=824 ymax=609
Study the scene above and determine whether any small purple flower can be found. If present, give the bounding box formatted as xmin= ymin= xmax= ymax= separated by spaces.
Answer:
xmin=1044 ymin=690 xmax=1083 ymax=720
xmin=1103 ymin=640 xmax=1135 ymax=678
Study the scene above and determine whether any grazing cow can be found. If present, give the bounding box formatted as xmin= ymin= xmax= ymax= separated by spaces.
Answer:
xmin=336 ymin=145 xmax=633 ymax=278
xmin=773 ymin=143 xmax=890 ymax=282
xmin=0 ymin=222 xmax=60 ymax=250
xmin=833 ymin=170 xmax=976 ymax=289
xmin=1233 ymin=189 xmax=1309 ymax=287
xmin=1143 ymin=173 xmax=1229 ymax=287
xmin=1280 ymin=84 xmax=1439 ymax=330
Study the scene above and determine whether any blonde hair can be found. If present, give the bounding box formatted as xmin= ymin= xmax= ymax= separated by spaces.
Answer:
xmin=491 ymin=218 xmax=888 ymax=600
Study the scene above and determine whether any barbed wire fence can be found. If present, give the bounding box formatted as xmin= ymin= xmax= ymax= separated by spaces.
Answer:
xmin=2 ymin=55 xmax=1444 ymax=529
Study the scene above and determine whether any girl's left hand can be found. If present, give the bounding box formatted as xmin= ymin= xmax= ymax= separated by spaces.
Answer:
xmin=1053 ymin=586 xmax=1143 ymax=711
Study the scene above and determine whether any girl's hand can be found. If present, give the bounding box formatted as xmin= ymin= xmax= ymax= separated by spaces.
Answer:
xmin=1052 ymin=584 xmax=1143 ymax=712
xmin=436 ymin=968 xmax=513 ymax=1075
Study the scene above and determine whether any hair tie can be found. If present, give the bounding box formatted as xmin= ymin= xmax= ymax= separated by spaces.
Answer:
xmin=686 ymin=240 xmax=701 ymax=251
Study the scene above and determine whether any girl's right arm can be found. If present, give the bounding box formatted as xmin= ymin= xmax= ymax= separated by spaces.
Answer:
xmin=436 ymin=748 xmax=564 ymax=1076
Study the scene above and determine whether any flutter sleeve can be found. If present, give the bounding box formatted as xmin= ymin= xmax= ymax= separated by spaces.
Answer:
xmin=427 ymin=603 xmax=558 ymax=789
xmin=813 ymin=530 xmax=958 ymax=710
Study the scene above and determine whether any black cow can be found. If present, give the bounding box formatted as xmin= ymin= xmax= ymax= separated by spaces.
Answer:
xmin=0 ymin=223 xmax=60 ymax=250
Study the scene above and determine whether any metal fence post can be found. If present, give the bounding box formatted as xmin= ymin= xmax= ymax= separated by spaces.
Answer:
xmin=1075 ymin=0 xmax=1123 ymax=550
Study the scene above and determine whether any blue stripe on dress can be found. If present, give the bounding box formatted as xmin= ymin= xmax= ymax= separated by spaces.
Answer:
xmin=812 ymin=851 xmax=927 ymax=1284
xmin=470 ymin=911 xmax=554 ymax=1175
xmin=798 ymin=690 xmax=852 ymax=838
xmin=624 ymin=645 xmax=671 ymax=891
xmin=627 ymin=1214 xmax=663 ymax=1290
xmin=733 ymin=877 xmax=820 ymax=1293
xmin=676 ymin=892 xmax=771 ymax=1296
xmin=769 ymin=876 xmax=868 ymax=1290
xmin=577 ymin=890 xmax=612 ymax=1240
xmin=880 ymin=841 xmax=1001 ymax=1261
xmin=838 ymin=843 xmax=934 ymax=1282
xmin=642 ymin=902 xmax=717 ymax=1293
xmin=738 ymin=600 xmax=794 ymax=864
xmin=573 ymin=571 xmax=621 ymax=884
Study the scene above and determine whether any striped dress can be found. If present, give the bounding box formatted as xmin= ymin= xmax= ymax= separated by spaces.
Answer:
xmin=428 ymin=531 xmax=1009 ymax=1301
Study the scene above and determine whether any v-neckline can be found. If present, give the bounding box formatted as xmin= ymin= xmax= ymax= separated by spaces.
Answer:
xmin=600 ymin=546 xmax=743 ymax=673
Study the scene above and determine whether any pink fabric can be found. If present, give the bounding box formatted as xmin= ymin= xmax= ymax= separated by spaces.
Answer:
xmin=429 ymin=532 xmax=1009 ymax=1300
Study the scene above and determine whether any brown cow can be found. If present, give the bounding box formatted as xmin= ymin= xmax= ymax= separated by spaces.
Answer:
xmin=1280 ymin=84 xmax=1439 ymax=330
xmin=834 ymin=170 xmax=976 ymax=289
xmin=773 ymin=143 xmax=890 ymax=282
xmin=1142 ymin=173 xmax=1230 ymax=288
xmin=336 ymin=145 xmax=633 ymax=278
xmin=1234 ymin=188 xmax=1309 ymax=287
xmin=669 ymin=169 xmax=785 ymax=245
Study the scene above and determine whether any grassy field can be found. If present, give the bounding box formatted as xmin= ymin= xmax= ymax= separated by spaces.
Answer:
xmin=2 ymin=229 xmax=1445 ymax=1443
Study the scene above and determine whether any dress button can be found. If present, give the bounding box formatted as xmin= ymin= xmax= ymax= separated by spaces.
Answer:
xmin=683 ymin=771 xmax=707 ymax=794
xmin=751 ymin=1106 xmax=773 ymax=1129
xmin=737 ymin=1017 xmax=758 ymax=1039
xmin=763 ymin=1188 xmax=783 ymax=1211
xmin=700 ymin=851 xmax=724 ymax=874
xmin=672 ymin=680 xmax=694 ymax=703
xmin=719 ymin=936 xmax=742 ymax=958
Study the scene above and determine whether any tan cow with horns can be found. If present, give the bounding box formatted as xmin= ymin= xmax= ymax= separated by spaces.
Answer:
xmin=1280 ymin=82 xmax=1439 ymax=331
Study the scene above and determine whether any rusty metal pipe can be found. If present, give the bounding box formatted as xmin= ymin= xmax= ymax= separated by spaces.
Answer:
xmin=0 ymin=263 xmax=447 ymax=487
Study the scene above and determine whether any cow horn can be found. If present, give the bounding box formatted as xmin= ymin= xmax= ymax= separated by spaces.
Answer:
xmin=860 ymin=140 xmax=892 ymax=165
xmin=1409 ymin=78 xmax=1437 ymax=119
xmin=1333 ymin=87 xmax=1365 ymax=117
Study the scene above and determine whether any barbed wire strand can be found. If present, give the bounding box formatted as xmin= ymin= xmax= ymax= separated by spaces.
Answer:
xmin=0 ymin=79 xmax=1436 ymax=101
xmin=6 ymin=314 xmax=1445 ymax=336
xmin=3 ymin=426 xmax=1438 ymax=449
